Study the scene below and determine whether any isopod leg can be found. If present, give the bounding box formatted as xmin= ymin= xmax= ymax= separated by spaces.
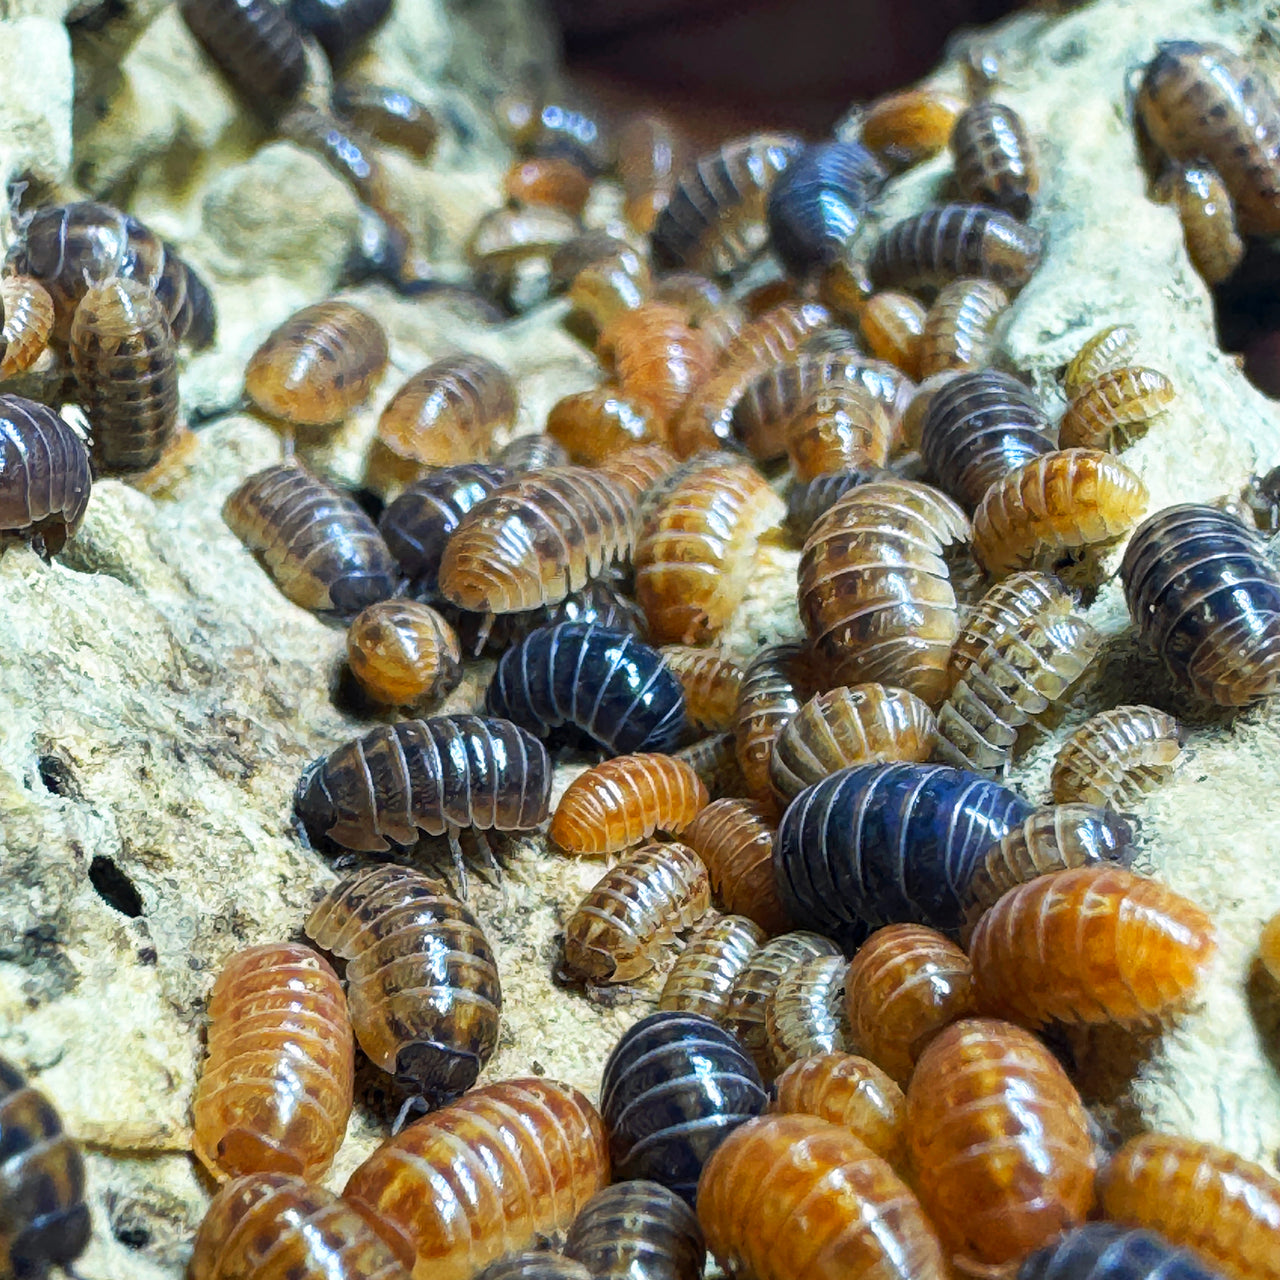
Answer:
xmin=447 ymin=823 xmax=470 ymax=899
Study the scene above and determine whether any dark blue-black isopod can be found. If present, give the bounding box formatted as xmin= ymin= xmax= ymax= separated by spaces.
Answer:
xmin=486 ymin=622 xmax=685 ymax=755
xmin=1017 ymin=1223 xmax=1229 ymax=1280
xmin=288 ymin=0 xmax=391 ymax=64
xmin=1121 ymin=503 xmax=1280 ymax=706
xmin=772 ymin=761 xmax=1034 ymax=948
xmin=766 ymin=140 xmax=887 ymax=277
xmin=599 ymin=1011 xmax=767 ymax=1205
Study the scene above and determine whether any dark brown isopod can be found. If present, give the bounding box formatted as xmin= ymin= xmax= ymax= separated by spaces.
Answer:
xmin=566 ymin=1182 xmax=705 ymax=1280
xmin=333 ymin=81 xmax=439 ymax=158
xmin=950 ymin=102 xmax=1038 ymax=219
xmin=0 ymin=395 xmax=91 ymax=555
xmin=473 ymin=1254 xmax=590 ymax=1280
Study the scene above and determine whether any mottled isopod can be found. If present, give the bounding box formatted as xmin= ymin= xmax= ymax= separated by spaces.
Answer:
xmin=346 ymin=599 xmax=462 ymax=707
xmin=950 ymin=101 xmax=1039 ymax=219
xmin=918 ymin=278 xmax=1009 ymax=378
xmin=764 ymin=952 xmax=850 ymax=1074
xmin=784 ymin=380 xmax=892 ymax=482
xmin=658 ymin=913 xmax=765 ymax=1020
xmin=1050 ymin=706 xmax=1183 ymax=807
xmin=1059 ymin=367 xmax=1176 ymax=451
xmin=0 ymin=395 xmax=91 ymax=554
xmin=1019 ymin=1223 xmax=1233 ymax=1280
xmin=683 ymin=798 xmax=791 ymax=934
xmin=565 ymin=1179 xmax=705 ymax=1280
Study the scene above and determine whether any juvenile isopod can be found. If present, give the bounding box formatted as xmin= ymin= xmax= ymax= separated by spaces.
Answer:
xmin=906 ymin=1017 xmax=1096 ymax=1268
xmin=918 ymin=278 xmax=1009 ymax=378
xmin=683 ymin=798 xmax=792 ymax=934
xmin=245 ymin=300 xmax=388 ymax=429
xmin=565 ymin=1179 xmax=706 ymax=1280
xmin=1050 ymin=706 xmax=1183 ymax=806
xmin=600 ymin=1010 xmax=766 ymax=1203
xmin=1064 ymin=324 xmax=1142 ymax=398
xmin=697 ymin=1114 xmax=947 ymax=1280
xmin=860 ymin=87 xmax=965 ymax=170
xmin=1121 ymin=504 xmax=1280 ymax=704
xmin=950 ymin=101 xmax=1039 ymax=219
xmin=0 ymin=395 xmax=91 ymax=555
xmin=561 ymin=841 xmax=710 ymax=982
xmin=769 ymin=684 xmax=937 ymax=803
xmin=306 ymin=865 xmax=500 ymax=1102
xmin=343 ymin=1078 xmax=609 ymax=1280
xmin=1058 ymin=367 xmax=1176 ymax=450
xmin=1163 ymin=165 xmax=1245 ymax=285
xmin=969 ymin=864 xmax=1216 ymax=1028
xmin=972 ymin=448 xmax=1149 ymax=578
xmin=223 ymin=461 xmax=399 ymax=614
xmin=486 ymin=622 xmax=686 ymax=754
xmin=658 ymin=647 xmax=743 ymax=733
xmin=843 ymin=924 xmax=974 ymax=1085
xmin=859 ymin=291 xmax=926 ymax=378
xmin=550 ymin=754 xmax=708 ymax=854
xmin=0 ymin=275 xmax=54 ymax=378
xmin=1019 ymin=1223 xmax=1233 ymax=1280
xmin=658 ymin=913 xmax=766 ymax=1020
xmin=505 ymin=156 xmax=592 ymax=215
xmin=764 ymin=953 xmax=850 ymax=1073
xmin=346 ymin=599 xmax=462 ymax=707
xmin=332 ymin=80 xmax=439 ymax=159
xmin=784 ymin=380 xmax=892 ymax=482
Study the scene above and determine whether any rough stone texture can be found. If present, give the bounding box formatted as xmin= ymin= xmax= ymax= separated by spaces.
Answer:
xmin=3 ymin=0 xmax=1280 ymax=1277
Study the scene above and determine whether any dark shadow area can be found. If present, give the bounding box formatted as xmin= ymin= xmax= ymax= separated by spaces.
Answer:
xmin=88 ymin=855 xmax=145 ymax=918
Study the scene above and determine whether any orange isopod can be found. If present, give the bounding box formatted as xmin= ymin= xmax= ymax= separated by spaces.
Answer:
xmin=918 ymin=278 xmax=1009 ymax=378
xmin=733 ymin=642 xmax=821 ymax=803
xmin=192 ymin=942 xmax=353 ymax=1183
xmin=504 ymin=156 xmax=593 ymax=215
xmin=970 ymin=864 xmax=1216 ymax=1027
xmin=346 ymin=599 xmax=462 ymax=708
xmin=549 ymin=753 xmax=709 ymax=854
xmin=858 ymin=292 xmax=926 ymax=379
xmin=568 ymin=250 xmax=652 ymax=332
xmin=1049 ymin=705 xmax=1183 ymax=807
xmin=658 ymin=912 xmax=766 ymax=1020
xmin=0 ymin=275 xmax=54 ymax=379
xmin=1058 ymin=366 xmax=1176 ymax=451
xmin=618 ymin=112 xmax=688 ymax=234
xmin=683 ymin=797 xmax=791 ymax=933
xmin=1063 ymin=324 xmax=1141 ymax=398
xmin=843 ymin=924 xmax=974 ymax=1085
xmin=860 ymin=88 xmax=965 ymax=170
xmin=546 ymin=386 xmax=662 ymax=463
xmin=658 ymin=646 xmax=744 ymax=733
xmin=784 ymin=380 xmax=892 ymax=482
xmin=600 ymin=303 xmax=715 ymax=427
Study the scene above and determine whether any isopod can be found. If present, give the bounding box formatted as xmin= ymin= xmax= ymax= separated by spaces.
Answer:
xmin=497 ymin=433 xmax=570 ymax=471
xmin=546 ymin=387 xmax=661 ymax=463
xmin=288 ymin=0 xmax=389 ymax=62
xmin=467 ymin=205 xmax=580 ymax=309
xmin=683 ymin=798 xmax=790 ymax=933
xmin=346 ymin=599 xmax=462 ymax=708
xmin=658 ymin=913 xmax=766 ymax=1020
xmin=784 ymin=468 xmax=877 ymax=541
xmin=784 ymin=380 xmax=892 ymax=482
xmin=473 ymin=1253 xmax=590 ymax=1280
xmin=1049 ymin=706 xmax=1183 ymax=806
xmin=671 ymin=732 xmax=747 ymax=800
xmin=0 ymin=395 xmax=91 ymax=554
xmin=1019 ymin=1223 xmax=1233 ymax=1280
xmin=1164 ymin=165 xmax=1245 ymax=285
xmin=565 ymin=1179 xmax=706 ymax=1280
xmin=1064 ymin=324 xmax=1142 ymax=398
xmin=505 ymin=156 xmax=592 ymax=215
xmin=918 ymin=278 xmax=1009 ymax=378
xmin=658 ymin=647 xmax=743 ymax=733
xmin=950 ymin=101 xmax=1038 ymax=219
xmin=333 ymin=80 xmax=439 ymax=158
xmin=0 ymin=276 xmax=54 ymax=378
xmin=732 ymin=642 xmax=821 ymax=803
xmin=599 ymin=1010 xmax=767 ymax=1203
xmin=764 ymin=952 xmax=850 ymax=1074
xmin=618 ymin=113 xmax=688 ymax=234
xmin=600 ymin=303 xmax=714 ymax=428
xmin=1058 ymin=367 xmax=1176 ymax=450
xmin=859 ymin=291 xmax=926 ymax=378
xmin=860 ymin=87 xmax=965 ymax=170
xmin=568 ymin=248 xmax=651 ymax=332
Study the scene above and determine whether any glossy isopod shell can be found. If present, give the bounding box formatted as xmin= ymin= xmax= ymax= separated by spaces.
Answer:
xmin=784 ymin=469 xmax=880 ymax=541
xmin=906 ymin=1017 xmax=1096 ymax=1267
xmin=223 ymin=461 xmax=398 ymax=614
xmin=618 ymin=113 xmax=689 ymax=235
xmin=332 ymin=80 xmax=439 ymax=158
xmin=1064 ymin=324 xmax=1142 ymax=398
xmin=0 ymin=276 xmax=53 ymax=378
xmin=486 ymin=622 xmax=686 ymax=755
xmin=1059 ymin=367 xmax=1176 ymax=450
xmin=1018 ymin=1223 xmax=1234 ymax=1280
xmin=672 ymin=732 xmax=748 ymax=801
xmin=346 ymin=599 xmax=462 ymax=707
xmin=969 ymin=864 xmax=1216 ymax=1028
xmin=0 ymin=395 xmax=91 ymax=554
xmin=569 ymin=250 xmax=651 ymax=332
xmin=860 ymin=88 xmax=965 ymax=170
xmin=600 ymin=304 xmax=714 ymax=429
xmin=498 ymin=433 xmax=570 ymax=471
xmin=546 ymin=387 xmax=661 ymax=464
xmin=1164 ymin=164 xmax=1245 ymax=285
xmin=658 ymin=647 xmax=743 ymax=733
xmin=1120 ymin=503 xmax=1280 ymax=704
xmin=918 ymin=278 xmax=1009 ymax=378
xmin=658 ymin=913 xmax=766 ymax=1021
xmin=697 ymin=1114 xmax=947 ymax=1280
xmin=950 ymin=101 xmax=1039 ymax=219
xmin=342 ymin=1078 xmax=609 ymax=1280
xmin=764 ymin=953 xmax=850 ymax=1074
xmin=472 ymin=1253 xmax=590 ymax=1280
xmin=859 ymin=291 xmax=926 ymax=378
xmin=565 ymin=1179 xmax=705 ymax=1280
xmin=1050 ymin=706 xmax=1183 ymax=807
xmin=599 ymin=1010 xmax=766 ymax=1204
xmin=505 ymin=156 xmax=592 ymax=216
xmin=784 ymin=380 xmax=891 ymax=482
xmin=773 ymin=761 xmax=1034 ymax=947
xmin=716 ymin=300 xmax=834 ymax=375
xmin=682 ymin=798 xmax=790 ymax=934
xmin=732 ymin=642 xmax=821 ymax=804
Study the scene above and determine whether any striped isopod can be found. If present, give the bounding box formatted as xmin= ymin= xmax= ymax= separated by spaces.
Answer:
xmin=561 ymin=841 xmax=711 ymax=982
xmin=0 ymin=395 xmax=91 ymax=554
xmin=797 ymin=479 xmax=970 ymax=705
xmin=917 ymin=279 xmax=1009 ymax=378
xmin=192 ymin=942 xmax=353 ymax=1182
xmin=971 ymin=448 xmax=1149 ymax=578
xmin=769 ymin=684 xmax=938 ymax=803
xmin=223 ymin=462 xmax=399 ymax=615
xmin=859 ymin=292 xmax=926 ymax=378
xmin=601 ymin=304 xmax=715 ymax=428
xmin=733 ymin=643 xmax=822 ymax=803
xmin=672 ymin=732 xmax=747 ymax=800
xmin=1063 ymin=324 xmax=1142 ymax=398
xmin=1019 ymin=1224 xmax=1233 ymax=1280
xmin=346 ymin=600 xmax=462 ymax=708
xmin=950 ymin=102 xmax=1038 ymax=219
xmin=342 ymin=1079 xmax=609 ymax=1280
xmin=935 ymin=571 xmax=1101 ymax=775
xmin=634 ymin=451 xmax=784 ymax=644
xmin=658 ymin=647 xmax=743 ymax=733
xmin=906 ymin=1018 xmax=1096 ymax=1268
xmin=843 ymin=924 xmax=974 ymax=1085
xmin=969 ymin=865 xmax=1216 ymax=1028
xmin=764 ymin=953 xmax=851 ymax=1074
xmin=860 ymin=87 xmax=965 ymax=170
xmin=1050 ymin=706 xmax=1183 ymax=807
xmin=784 ymin=468 xmax=880 ymax=542
xmin=1100 ymin=1133 xmax=1280 ymax=1280
xmin=546 ymin=387 xmax=661 ymax=464
xmin=473 ymin=1254 xmax=590 ymax=1280
xmin=1058 ymin=367 xmax=1176 ymax=450
xmin=961 ymin=803 xmax=1135 ymax=933
xmin=683 ymin=798 xmax=790 ymax=933
xmin=0 ymin=276 xmax=54 ymax=378
xmin=497 ymin=433 xmax=570 ymax=471
xmin=770 ymin=1051 xmax=906 ymax=1167
xmin=565 ymin=1179 xmax=706 ymax=1280
xmin=868 ymin=204 xmax=1044 ymax=294
xmin=650 ymin=133 xmax=803 ymax=280
xmin=550 ymin=754 xmax=708 ymax=854
xmin=332 ymin=80 xmax=439 ymax=159
xmin=697 ymin=1115 xmax=947 ymax=1280
xmin=1163 ymin=165 xmax=1245 ymax=286
xmin=1120 ymin=504 xmax=1280 ymax=704
xmin=772 ymin=762 xmax=1034 ymax=947
xmin=190 ymin=1174 xmax=407 ymax=1280
xmin=306 ymin=865 xmax=500 ymax=1102
xmin=658 ymin=913 xmax=766 ymax=1020
xmin=784 ymin=380 xmax=892 ymax=482
xmin=486 ymin=622 xmax=686 ymax=754
xmin=618 ymin=113 xmax=689 ymax=234
xmin=715 ymin=300 xmax=833 ymax=374
xmin=600 ymin=1011 xmax=767 ymax=1203
xmin=919 ymin=369 xmax=1056 ymax=510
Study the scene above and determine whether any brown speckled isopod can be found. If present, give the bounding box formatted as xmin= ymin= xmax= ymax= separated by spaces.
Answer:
xmin=860 ymin=88 xmax=965 ymax=171
xmin=69 ymin=277 xmax=179 ymax=475
xmin=192 ymin=942 xmax=353 ymax=1182
xmin=971 ymin=448 xmax=1149 ymax=578
xmin=683 ymin=798 xmax=792 ymax=934
xmin=765 ymin=953 xmax=850 ymax=1074
xmin=950 ymin=102 xmax=1038 ymax=219
xmin=634 ymin=451 xmax=784 ymax=644
xmin=1063 ymin=324 xmax=1141 ymax=398
xmin=769 ymin=684 xmax=938 ymax=804
xmin=565 ymin=1179 xmax=706 ymax=1280
xmin=473 ymin=1253 xmax=590 ymax=1280
xmin=0 ymin=276 xmax=54 ymax=378
xmin=223 ymin=461 xmax=398 ymax=614
xmin=245 ymin=300 xmax=388 ymax=428
xmin=0 ymin=395 xmax=91 ymax=554
xmin=784 ymin=380 xmax=891 ymax=482
xmin=546 ymin=387 xmax=661 ymax=463
xmin=1136 ymin=41 xmax=1280 ymax=236
xmin=906 ymin=1017 xmax=1096 ymax=1267
xmin=342 ymin=1078 xmax=609 ymax=1280
xmin=858 ymin=292 xmax=926 ymax=379
xmin=918 ymin=278 xmax=1009 ymax=378
xmin=1058 ymin=367 xmax=1176 ymax=451
xmin=697 ymin=1114 xmax=947 ymax=1280
xmin=843 ymin=924 xmax=974 ymax=1085
xmin=1100 ymin=1132 xmax=1280 ymax=1279
xmin=733 ymin=642 xmax=821 ymax=802
xmin=797 ymin=479 xmax=970 ymax=704
xmin=1050 ymin=706 xmax=1183 ymax=807
xmin=549 ymin=753 xmax=709 ymax=855
xmin=658 ymin=646 xmax=743 ymax=733
xmin=600 ymin=303 xmax=714 ymax=428
xmin=346 ymin=599 xmax=462 ymax=708
xmin=969 ymin=865 xmax=1216 ymax=1028
xmin=1163 ymin=165 xmax=1245 ymax=285
xmin=770 ymin=1051 xmax=906 ymax=1168
xmin=561 ymin=841 xmax=711 ymax=982
xmin=658 ymin=913 xmax=766 ymax=1020
xmin=306 ymin=864 xmax=500 ymax=1103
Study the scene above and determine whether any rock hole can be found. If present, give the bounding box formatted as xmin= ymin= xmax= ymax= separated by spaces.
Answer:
xmin=88 ymin=856 xmax=144 ymax=918
xmin=114 ymin=1225 xmax=150 ymax=1250
xmin=36 ymin=754 xmax=80 ymax=799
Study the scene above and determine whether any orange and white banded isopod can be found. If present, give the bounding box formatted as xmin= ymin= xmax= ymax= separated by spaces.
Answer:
xmin=0 ymin=275 xmax=54 ymax=379
xmin=346 ymin=599 xmax=462 ymax=708
xmin=601 ymin=304 xmax=714 ymax=428
xmin=658 ymin=646 xmax=744 ymax=733
xmin=918 ymin=278 xmax=1009 ymax=378
xmin=549 ymin=753 xmax=709 ymax=854
xmin=784 ymin=380 xmax=892 ymax=482
xmin=658 ymin=913 xmax=766 ymax=1020
xmin=1050 ymin=706 xmax=1183 ymax=807
xmin=764 ymin=953 xmax=850 ymax=1074
xmin=683 ymin=797 xmax=792 ymax=934
xmin=969 ymin=865 xmax=1216 ymax=1028
xmin=1058 ymin=367 xmax=1176 ymax=451
xmin=1063 ymin=324 xmax=1141 ymax=399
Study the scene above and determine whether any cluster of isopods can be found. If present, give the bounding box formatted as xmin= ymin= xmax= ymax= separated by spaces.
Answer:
xmin=7 ymin=4 xmax=1280 ymax=1280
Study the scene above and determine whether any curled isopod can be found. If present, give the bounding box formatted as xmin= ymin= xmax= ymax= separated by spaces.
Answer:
xmin=565 ymin=1179 xmax=706 ymax=1280
xmin=1050 ymin=706 xmax=1183 ymax=807
xmin=658 ymin=647 xmax=743 ymax=734
xmin=0 ymin=395 xmax=91 ymax=555
xmin=764 ymin=953 xmax=850 ymax=1074
xmin=684 ymin=798 xmax=792 ymax=934
xmin=346 ymin=599 xmax=462 ymax=708
xmin=950 ymin=101 xmax=1038 ymax=219
xmin=658 ymin=914 xmax=766 ymax=1021
xmin=918 ymin=279 xmax=1009 ymax=378
xmin=1058 ymin=367 xmax=1176 ymax=450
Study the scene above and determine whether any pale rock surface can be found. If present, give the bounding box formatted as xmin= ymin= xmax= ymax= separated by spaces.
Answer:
xmin=1 ymin=0 xmax=1280 ymax=1277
